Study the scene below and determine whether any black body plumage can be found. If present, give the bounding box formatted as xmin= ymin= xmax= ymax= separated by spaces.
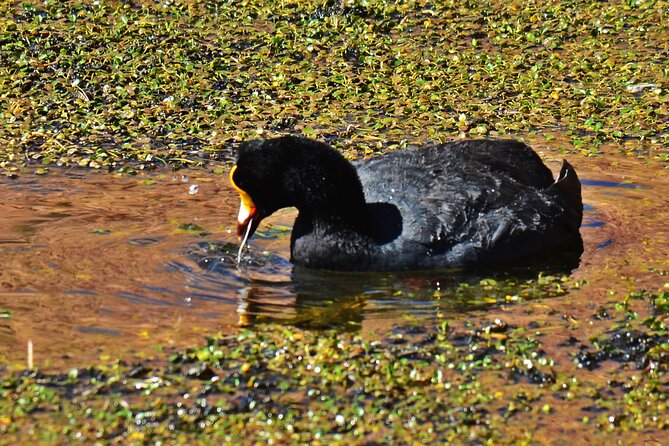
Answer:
xmin=231 ymin=136 xmax=583 ymax=271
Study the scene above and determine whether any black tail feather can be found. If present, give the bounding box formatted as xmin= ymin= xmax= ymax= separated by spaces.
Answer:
xmin=548 ymin=160 xmax=583 ymax=230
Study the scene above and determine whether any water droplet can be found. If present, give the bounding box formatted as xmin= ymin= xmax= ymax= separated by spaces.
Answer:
xmin=188 ymin=184 xmax=199 ymax=195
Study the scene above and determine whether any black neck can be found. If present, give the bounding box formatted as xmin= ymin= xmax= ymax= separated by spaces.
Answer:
xmin=281 ymin=137 xmax=369 ymax=229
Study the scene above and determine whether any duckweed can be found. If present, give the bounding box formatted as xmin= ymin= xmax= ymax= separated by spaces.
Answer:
xmin=1 ymin=0 xmax=667 ymax=176
xmin=1 ymin=290 xmax=667 ymax=443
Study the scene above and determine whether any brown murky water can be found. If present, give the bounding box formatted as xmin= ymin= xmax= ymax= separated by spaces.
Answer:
xmin=0 ymin=143 xmax=667 ymax=368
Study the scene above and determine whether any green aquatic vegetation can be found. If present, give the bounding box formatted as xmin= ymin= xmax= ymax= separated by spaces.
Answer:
xmin=451 ymin=274 xmax=577 ymax=307
xmin=177 ymin=222 xmax=206 ymax=233
xmin=1 ymin=288 xmax=667 ymax=443
xmin=0 ymin=0 xmax=666 ymax=175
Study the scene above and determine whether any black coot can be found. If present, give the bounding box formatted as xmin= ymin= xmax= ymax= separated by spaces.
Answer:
xmin=230 ymin=136 xmax=583 ymax=271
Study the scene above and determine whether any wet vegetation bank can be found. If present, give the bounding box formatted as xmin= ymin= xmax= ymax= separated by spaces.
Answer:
xmin=0 ymin=0 xmax=666 ymax=174
xmin=1 ymin=287 xmax=668 ymax=443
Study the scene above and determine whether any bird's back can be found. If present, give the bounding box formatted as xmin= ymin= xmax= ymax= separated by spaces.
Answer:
xmin=355 ymin=140 xmax=582 ymax=269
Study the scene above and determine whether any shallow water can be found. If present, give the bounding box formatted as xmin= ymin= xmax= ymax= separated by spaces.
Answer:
xmin=0 ymin=146 xmax=667 ymax=366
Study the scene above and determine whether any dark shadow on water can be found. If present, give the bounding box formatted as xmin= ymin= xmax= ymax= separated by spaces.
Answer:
xmin=184 ymin=236 xmax=583 ymax=331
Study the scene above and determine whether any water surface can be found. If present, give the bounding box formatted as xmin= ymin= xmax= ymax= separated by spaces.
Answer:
xmin=0 ymin=146 xmax=667 ymax=366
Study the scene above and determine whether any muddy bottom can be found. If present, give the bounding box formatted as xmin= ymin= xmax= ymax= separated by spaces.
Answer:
xmin=0 ymin=144 xmax=667 ymax=367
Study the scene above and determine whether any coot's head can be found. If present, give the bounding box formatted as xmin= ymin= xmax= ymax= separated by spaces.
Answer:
xmin=230 ymin=138 xmax=293 ymax=240
xmin=230 ymin=136 xmax=365 ymax=243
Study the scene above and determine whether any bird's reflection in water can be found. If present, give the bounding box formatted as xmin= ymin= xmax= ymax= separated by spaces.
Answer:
xmin=186 ymin=239 xmax=582 ymax=330
xmin=236 ymin=283 xmax=367 ymax=330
